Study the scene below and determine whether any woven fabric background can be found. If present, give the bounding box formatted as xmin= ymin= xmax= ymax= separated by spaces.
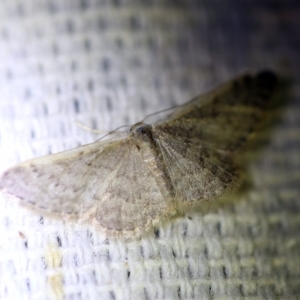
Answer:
xmin=0 ymin=1 xmax=299 ymax=299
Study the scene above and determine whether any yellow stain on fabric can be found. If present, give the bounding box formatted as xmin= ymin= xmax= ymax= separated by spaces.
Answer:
xmin=45 ymin=243 xmax=64 ymax=300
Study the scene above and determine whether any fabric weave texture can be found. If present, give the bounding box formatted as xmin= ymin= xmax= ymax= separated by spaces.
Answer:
xmin=0 ymin=1 xmax=299 ymax=299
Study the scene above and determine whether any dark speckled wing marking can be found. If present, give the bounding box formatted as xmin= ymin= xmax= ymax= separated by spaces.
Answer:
xmin=0 ymin=71 xmax=278 ymax=238
xmin=157 ymin=71 xmax=277 ymax=152
xmin=0 ymin=138 xmax=171 ymax=237
xmin=152 ymin=71 xmax=277 ymax=210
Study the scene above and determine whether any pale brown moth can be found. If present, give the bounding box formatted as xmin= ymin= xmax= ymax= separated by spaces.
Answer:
xmin=0 ymin=71 xmax=278 ymax=238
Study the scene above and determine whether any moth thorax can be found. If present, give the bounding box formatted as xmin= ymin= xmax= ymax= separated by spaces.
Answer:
xmin=130 ymin=122 xmax=154 ymax=144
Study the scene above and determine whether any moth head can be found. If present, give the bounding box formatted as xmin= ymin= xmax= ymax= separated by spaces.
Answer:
xmin=130 ymin=122 xmax=154 ymax=144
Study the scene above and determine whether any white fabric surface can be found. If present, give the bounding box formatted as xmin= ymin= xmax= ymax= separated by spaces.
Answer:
xmin=0 ymin=1 xmax=299 ymax=299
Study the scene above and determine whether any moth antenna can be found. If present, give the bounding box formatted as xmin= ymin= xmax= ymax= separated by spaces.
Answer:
xmin=75 ymin=121 xmax=109 ymax=134
xmin=142 ymin=104 xmax=182 ymax=123
xmin=96 ymin=124 xmax=131 ymax=141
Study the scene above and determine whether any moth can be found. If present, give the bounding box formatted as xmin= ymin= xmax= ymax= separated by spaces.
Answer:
xmin=0 ymin=71 xmax=278 ymax=238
